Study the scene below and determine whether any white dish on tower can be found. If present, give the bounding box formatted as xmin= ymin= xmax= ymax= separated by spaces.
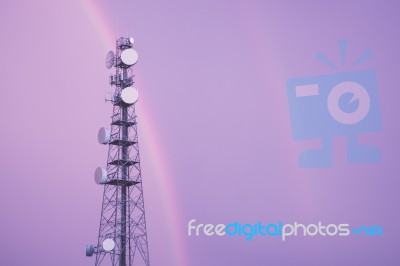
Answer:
xmin=121 ymin=48 xmax=138 ymax=66
xmin=121 ymin=87 xmax=139 ymax=104
xmin=102 ymin=239 xmax=116 ymax=252
xmin=98 ymin=127 xmax=111 ymax=144
xmin=94 ymin=167 xmax=108 ymax=184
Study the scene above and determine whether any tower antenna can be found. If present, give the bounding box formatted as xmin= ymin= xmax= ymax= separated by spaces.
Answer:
xmin=86 ymin=36 xmax=150 ymax=266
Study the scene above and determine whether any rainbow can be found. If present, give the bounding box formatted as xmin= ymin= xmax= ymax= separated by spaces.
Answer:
xmin=80 ymin=1 xmax=187 ymax=265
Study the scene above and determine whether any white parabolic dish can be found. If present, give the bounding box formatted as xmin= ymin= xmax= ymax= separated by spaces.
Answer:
xmin=102 ymin=239 xmax=116 ymax=252
xmin=121 ymin=87 xmax=139 ymax=104
xmin=94 ymin=167 xmax=108 ymax=184
xmin=98 ymin=127 xmax=111 ymax=144
xmin=121 ymin=48 xmax=138 ymax=66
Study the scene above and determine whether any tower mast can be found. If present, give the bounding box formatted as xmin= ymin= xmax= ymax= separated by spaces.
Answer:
xmin=86 ymin=37 xmax=150 ymax=266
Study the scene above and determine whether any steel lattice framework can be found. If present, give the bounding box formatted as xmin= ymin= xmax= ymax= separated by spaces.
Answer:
xmin=87 ymin=37 xmax=150 ymax=266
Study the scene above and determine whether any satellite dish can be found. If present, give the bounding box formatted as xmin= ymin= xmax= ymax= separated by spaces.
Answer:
xmin=94 ymin=167 xmax=108 ymax=184
xmin=102 ymin=239 xmax=116 ymax=252
xmin=85 ymin=245 xmax=95 ymax=257
xmin=121 ymin=48 xmax=138 ymax=66
xmin=98 ymin=127 xmax=111 ymax=144
xmin=106 ymin=51 xmax=115 ymax=69
xmin=129 ymin=37 xmax=135 ymax=44
xmin=121 ymin=87 xmax=139 ymax=104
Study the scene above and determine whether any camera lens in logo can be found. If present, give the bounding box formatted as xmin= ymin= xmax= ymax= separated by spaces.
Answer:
xmin=327 ymin=81 xmax=371 ymax=125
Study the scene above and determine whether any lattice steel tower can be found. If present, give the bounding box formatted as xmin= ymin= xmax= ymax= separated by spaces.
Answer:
xmin=86 ymin=36 xmax=150 ymax=266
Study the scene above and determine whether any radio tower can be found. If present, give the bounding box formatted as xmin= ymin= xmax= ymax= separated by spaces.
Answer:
xmin=86 ymin=36 xmax=150 ymax=266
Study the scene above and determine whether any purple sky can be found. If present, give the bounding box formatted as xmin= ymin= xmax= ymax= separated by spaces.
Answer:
xmin=0 ymin=0 xmax=399 ymax=265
